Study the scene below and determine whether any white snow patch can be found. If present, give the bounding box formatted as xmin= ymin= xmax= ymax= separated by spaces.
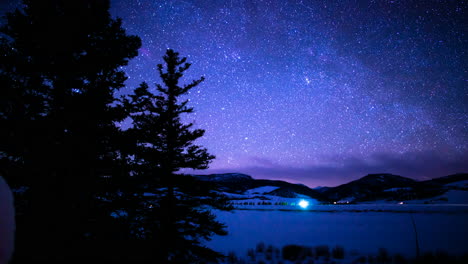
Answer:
xmin=244 ymin=186 xmax=279 ymax=195
xmin=337 ymin=197 xmax=355 ymax=203
xmin=446 ymin=180 xmax=468 ymax=188
xmin=383 ymin=187 xmax=413 ymax=192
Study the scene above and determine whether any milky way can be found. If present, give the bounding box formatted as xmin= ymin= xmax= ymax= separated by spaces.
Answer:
xmin=2 ymin=0 xmax=466 ymax=186
xmin=113 ymin=0 xmax=467 ymax=186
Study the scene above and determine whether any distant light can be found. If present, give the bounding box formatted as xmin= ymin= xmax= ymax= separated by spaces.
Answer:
xmin=398 ymin=201 xmax=404 ymax=205
xmin=333 ymin=202 xmax=337 ymax=204
xmin=298 ymin=199 xmax=309 ymax=209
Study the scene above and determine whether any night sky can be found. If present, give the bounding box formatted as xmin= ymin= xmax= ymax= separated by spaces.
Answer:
xmin=2 ymin=0 xmax=467 ymax=187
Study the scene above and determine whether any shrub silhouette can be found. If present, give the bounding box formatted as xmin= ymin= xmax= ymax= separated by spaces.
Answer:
xmin=315 ymin=245 xmax=330 ymax=257
xmin=331 ymin=245 xmax=345 ymax=259
xmin=393 ymin=253 xmax=408 ymax=264
xmin=256 ymin=242 xmax=266 ymax=253
xmin=377 ymin=247 xmax=390 ymax=263
xmin=282 ymin=245 xmax=312 ymax=261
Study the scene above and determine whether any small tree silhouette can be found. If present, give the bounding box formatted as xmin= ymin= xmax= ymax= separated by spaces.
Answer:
xmin=124 ymin=49 xmax=231 ymax=263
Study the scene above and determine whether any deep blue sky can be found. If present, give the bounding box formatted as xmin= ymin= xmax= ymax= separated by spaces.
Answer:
xmin=2 ymin=0 xmax=467 ymax=186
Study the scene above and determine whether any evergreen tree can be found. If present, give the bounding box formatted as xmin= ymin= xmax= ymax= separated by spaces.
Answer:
xmin=124 ymin=49 xmax=232 ymax=263
xmin=0 ymin=0 xmax=141 ymax=260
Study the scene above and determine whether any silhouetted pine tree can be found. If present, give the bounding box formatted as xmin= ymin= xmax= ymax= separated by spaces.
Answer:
xmin=124 ymin=49 xmax=232 ymax=263
xmin=0 ymin=0 xmax=141 ymax=261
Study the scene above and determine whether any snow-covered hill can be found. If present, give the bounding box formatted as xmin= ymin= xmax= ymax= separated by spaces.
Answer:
xmin=192 ymin=173 xmax=468 ymax=206
xmin=193 ymin=173 xmax=326 ymax=201
xmin=194 ymin=173 xmax=253 ymax=183
xmin=322 ymin=173 xmax=418 ymax=202
xmin=320 ymin=173 xmax=468 ymax=204
xmin=224 ymin=185 xmax=320 ymax=210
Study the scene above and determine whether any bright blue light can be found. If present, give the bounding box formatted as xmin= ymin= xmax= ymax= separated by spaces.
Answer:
xmin=298 ymin=199 xmax=309 ymax=209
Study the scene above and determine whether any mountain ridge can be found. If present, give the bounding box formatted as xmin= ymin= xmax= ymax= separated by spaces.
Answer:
xmin=192 ymin=172 xmax=468 ymax=203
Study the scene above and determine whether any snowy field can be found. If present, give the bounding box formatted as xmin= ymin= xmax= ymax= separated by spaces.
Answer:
xmin=230 ymin=203 xmax=468 ymax=213
xmin=207 ymin=206 xmax=468 ymax=258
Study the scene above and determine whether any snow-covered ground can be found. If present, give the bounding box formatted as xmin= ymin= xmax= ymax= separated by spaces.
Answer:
xmin=243 ymin=186 xmax=279 ymax=195
xmin=225 ymin=186 xmax=321 ymax=209
xmin=227 ymin=182 xmax=468 ymax=211
xmin=207 ymin=207 xmax=468 ymax=259
xmin=402 ymin=190 xmax=468 ymax=205
xmin=445 ymin=180 xmax=468 ymax=188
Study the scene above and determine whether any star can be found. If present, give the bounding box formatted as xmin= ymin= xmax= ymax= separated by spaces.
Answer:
xmin=108 ymin=0 xmax=467 ymax=186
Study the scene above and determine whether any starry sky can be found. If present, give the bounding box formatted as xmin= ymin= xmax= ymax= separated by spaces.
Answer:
xmin=2 ymin=0 xmax=467 ymax=187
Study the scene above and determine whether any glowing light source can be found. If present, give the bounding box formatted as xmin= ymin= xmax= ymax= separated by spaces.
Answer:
xmin=298 ymin=199 xmax=309 ymax=209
